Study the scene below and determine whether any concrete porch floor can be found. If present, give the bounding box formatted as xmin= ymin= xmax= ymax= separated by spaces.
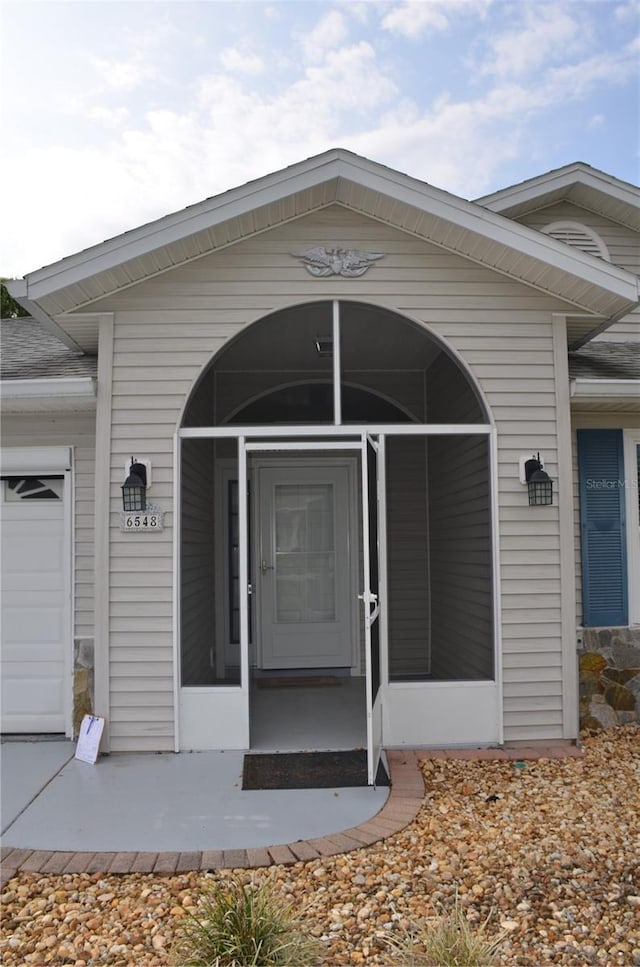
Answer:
xmin=0 ymin=740 xmax=389 ymax=856
xmin=1 ymin=679 xmax=382 ymax=856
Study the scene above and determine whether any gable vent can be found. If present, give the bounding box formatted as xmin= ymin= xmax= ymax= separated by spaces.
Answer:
xmin=541 ymin=220 xmax=610 ymax=261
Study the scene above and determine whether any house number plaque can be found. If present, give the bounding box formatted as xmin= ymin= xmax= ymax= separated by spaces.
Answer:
xmin=120 ymin=504 xmax=164 ymax=532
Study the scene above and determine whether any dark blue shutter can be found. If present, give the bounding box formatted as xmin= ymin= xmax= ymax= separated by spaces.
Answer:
xmin=577 ymin=429 xmax=628 ymax=626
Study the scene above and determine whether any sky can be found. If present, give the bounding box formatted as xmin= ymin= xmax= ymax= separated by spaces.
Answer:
xmin=1 ymin=0 xmax=638 ymax=278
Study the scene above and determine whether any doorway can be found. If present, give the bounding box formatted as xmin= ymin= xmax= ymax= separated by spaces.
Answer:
xmin=244 ymin=441 xmax=377 ymax=776
xmin=255 ymin=462 xmax=354 ymax=671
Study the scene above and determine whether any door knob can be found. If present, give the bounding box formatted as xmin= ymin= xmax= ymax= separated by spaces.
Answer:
xmin=261 ymin=559 xmax=274 ymax=575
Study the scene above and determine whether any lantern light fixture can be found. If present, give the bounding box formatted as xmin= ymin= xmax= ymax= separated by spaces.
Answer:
xmin=121 ymin=457 xmax=149 ymax=512
xmin=523 ymin=452 xmax=553 ymax=506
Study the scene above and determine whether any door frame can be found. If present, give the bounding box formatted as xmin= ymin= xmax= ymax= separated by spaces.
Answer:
xmin=250 ymin=454 xmax=360 ymax=674
xmin=361 ymin=433 xmax=386 ymax=784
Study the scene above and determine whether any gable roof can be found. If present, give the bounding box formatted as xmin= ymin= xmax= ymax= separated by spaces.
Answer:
xmin=476 ymin=162 xmax=640 ymax=233
xmin=7 ymin=149 xmax=639 ymax=353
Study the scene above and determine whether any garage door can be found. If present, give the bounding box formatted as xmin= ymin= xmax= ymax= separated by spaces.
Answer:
xmin=1 ymin=476 xmax=68 ymax=732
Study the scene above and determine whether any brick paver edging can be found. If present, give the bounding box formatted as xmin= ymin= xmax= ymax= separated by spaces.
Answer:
xmin=0 ymin=744 xmax=581 ymax=886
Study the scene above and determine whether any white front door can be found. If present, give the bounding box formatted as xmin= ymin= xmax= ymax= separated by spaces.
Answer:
xmin=257 ymin=465 xmax=352 ymax=669
xmin=1 ymin=476 xmax=68 ymax=733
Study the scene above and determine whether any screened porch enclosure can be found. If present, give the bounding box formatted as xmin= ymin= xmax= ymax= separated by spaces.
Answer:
xmin=178 ymin=301 xmax=496 ymax=753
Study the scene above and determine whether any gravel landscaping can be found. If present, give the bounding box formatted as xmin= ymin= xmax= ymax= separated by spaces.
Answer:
xmin=1 ymin=726 xmax=639 ymax=966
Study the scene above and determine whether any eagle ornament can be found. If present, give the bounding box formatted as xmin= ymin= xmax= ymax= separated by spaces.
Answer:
xmin=291 ymin=246 xmax=384 ymax=277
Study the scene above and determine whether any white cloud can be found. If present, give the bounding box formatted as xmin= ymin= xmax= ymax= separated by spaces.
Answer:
xmin=220 ymin=46 xmax=265 ymax=76
xmin=87 ymin=106 xmax=131 ymax=128
xmin=480 ymin=3 xmax=586 ymax=78
xmin=614 ymin=1 xmax=639 ymax=23
xmin=299 ymin=42 xmax=398 ymax=114
xmin=340 ymin=34 xmax=639 ymax=196
xmin=339 ymin=1 xmax=371 ymax=26
xmin=382 ymin=1 xmax=450 ymax=36
xmin=542 ymin=39 xmax=639 ymax=100
xmin=297 ymin=10 xmax=349 ymax=64
xmin=86 ymin=54 xmax=156 ymax=91
xmin=1 ymin=0 xmax=636 ymax=277
xmin=382 ymin=0 xmax=491 ymax=38
xmin=2 ymin=36 xmax=400 ymax=276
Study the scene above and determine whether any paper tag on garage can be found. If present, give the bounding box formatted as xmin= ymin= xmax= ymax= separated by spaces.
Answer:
xmin=75 ymin=715 xmax=105 ymax=764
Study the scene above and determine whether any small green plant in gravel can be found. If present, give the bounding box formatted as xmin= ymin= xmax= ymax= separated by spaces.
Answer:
xmin=170 ymin=873 xmax=322 ymax=966
xmin=387 ymin=897 xmax=504 ymax=966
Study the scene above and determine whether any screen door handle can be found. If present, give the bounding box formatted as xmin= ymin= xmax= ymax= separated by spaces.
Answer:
xmin=260 ymin=559 xmax=274 ymax=575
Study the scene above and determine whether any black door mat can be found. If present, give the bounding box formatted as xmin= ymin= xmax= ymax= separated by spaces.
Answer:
xmin=242 ymin=750 xmax=390 ymax=789
xmin=256 ymin=676 xmax=340 ymax=689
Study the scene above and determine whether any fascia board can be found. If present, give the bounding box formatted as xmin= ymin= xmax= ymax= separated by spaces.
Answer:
xmin=0 ymin=378 xmax=97 ymax=414
xmin=477 ymin=165 xmax=639 ymax=212
xmin=21 ymin=151 xmax=352 ymax=297
xmin=13 ymin=150 xmax=640 ymax=310
xmin=335 ymin=168 xmax=639 ymax=304
xmin=477 ymin=164 xmax=588 ymax=208
xmin=570 ymin=378 xmax=640 ymax=398
xmin=1 ymin=377 xmax=96 ymax=400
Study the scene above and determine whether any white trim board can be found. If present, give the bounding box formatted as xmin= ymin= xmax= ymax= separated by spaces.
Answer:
xmin=0 ymin=446 xmax=71 ymax=474
xmin=181 ymin=423 xmax=492 ymax=440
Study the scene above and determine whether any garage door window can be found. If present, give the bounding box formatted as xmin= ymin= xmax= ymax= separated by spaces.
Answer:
xmin=4 ymin=477 xmax=63 ymax=500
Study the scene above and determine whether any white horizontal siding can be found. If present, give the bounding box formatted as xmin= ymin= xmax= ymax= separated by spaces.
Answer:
xmin=94 ymin=207 xmax=572 ymax=748
xmin=0 ymin=412 xmax=95 ymax=640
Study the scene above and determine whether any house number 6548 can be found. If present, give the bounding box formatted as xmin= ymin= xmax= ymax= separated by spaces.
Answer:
xmin=121 ymin=511 xmax=164 ymax=532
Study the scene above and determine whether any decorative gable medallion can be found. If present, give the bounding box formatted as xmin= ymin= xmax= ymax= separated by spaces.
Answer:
xmin=292 ymin=247 xmax=384 ymax=277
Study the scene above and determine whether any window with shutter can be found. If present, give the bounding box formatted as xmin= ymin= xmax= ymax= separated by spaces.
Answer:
xmin=577 ymin=429 xmax=628 ymax=626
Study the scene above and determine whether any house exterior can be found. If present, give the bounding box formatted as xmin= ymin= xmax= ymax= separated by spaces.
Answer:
xmin=2 ymin=150 xmax=638 ymax=779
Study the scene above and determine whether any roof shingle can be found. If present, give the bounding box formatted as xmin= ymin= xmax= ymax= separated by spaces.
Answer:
xmin=1 ymin=317 xmax=97 ymax=379
xmin=569 ymin=342 xmax=640 ymax=380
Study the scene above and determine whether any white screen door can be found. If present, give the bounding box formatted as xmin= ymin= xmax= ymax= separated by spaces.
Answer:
xmin=257 ymin=465 xmax=351 ymax=668
xmin=361 ymin=434 xmax=386 ymax=785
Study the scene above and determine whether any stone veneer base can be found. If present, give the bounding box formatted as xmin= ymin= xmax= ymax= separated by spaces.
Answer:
xmin=579 ymin=627 xmax=640 ymax=731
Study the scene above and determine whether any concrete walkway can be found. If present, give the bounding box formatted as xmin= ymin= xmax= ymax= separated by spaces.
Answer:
xmin=0 ymin=741 xmax=413 ymax=885
xmin=1 ymin=740 xmax=581 ymax=887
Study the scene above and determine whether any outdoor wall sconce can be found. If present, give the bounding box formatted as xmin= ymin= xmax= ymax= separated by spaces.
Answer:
xmin=121 ymin=457 xmax=149 ymax=512
xmin=523 ymin=453 xmax=553 ymax=506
